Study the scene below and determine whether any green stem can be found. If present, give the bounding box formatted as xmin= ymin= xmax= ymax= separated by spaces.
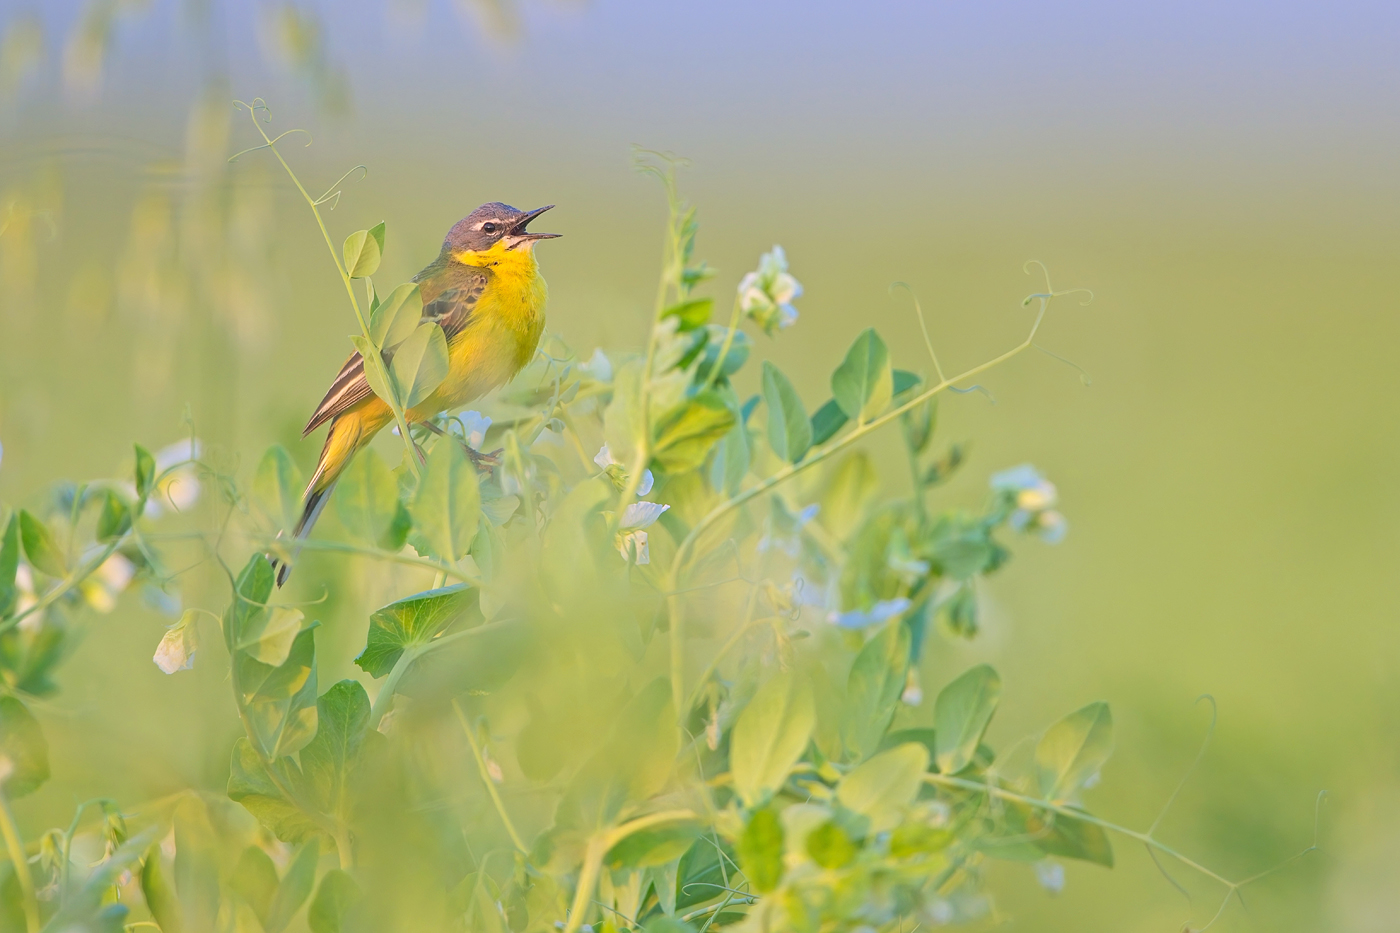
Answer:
xmin=665 ymin=293 xmax=1054 ymax=594
xmin=452 ymin=700 xmax=528 ymax=854
xmin=922 ymin=773 xmax=1235 ymax=889
xmin=696 ymin=296 xmax=743 ymax=397
xmin=0 ymin=788 xmax=40 ymax=933
xmin=370 ymin=619 xmax=519 ymax=727
xmin=255 ymin=537 xmax=478 ymax=584
xmin=560 ymin=835 xmax=607 ymax=933
xmin=238 ymin=103 xmax=420 ymax=479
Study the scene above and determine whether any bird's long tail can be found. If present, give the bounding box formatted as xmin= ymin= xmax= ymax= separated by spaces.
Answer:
xmin=271 ymin=414 xmax=367 ymax=587
xmin=271 ymin=481 xmax=336 ymax=587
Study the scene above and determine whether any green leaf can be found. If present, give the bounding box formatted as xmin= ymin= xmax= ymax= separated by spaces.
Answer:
xmin=240 ymin=627 xmax=320 ymax=759
xmin=644 ymin=920 xmax=697 ymax=933
xmin=412 ymin=441 xmax=480 ymax=561
xmin=19 ymin=510 xmax=65 ymax=577
xmin=343 ymin=224 xmax=384 ymax=279
xmin=709 ymin=410 xmax=751 ymax=496
xmin=607 ymin=821 xmax=703 ymax=870
xmin=0 ymin=514 xmax=20 ymax=616
xmin=901 ymin=399 xmax=936 ymax=454
xmin=662 ymin=297 xmax=713 ymax=331
xmin=299 ymin=680 xmax=371 ymax=819
xmin=95 ymin=490 xmax=131 ymax=542
xmin=976 ymin=800 xmax=1114 ymax=867
xmin=831 ymin=328 xmax=893 ymax=422
xmin=761 ymin=361 xmax=811 ymax=463
xmin=805 ymin=820 xmax=857 ymax=869
xmin=892 ymin=369 xmax=921 ymax=396
xmin=555 ymin=679 xmax=678 ymax=831
xmin=602 ymin=361 xmax=645 ymax=468
xmin=696 ymin=326 xmax=750 ymax=383
xmin=355 ymin=584 xmax=477 ymax=678
xmin=308 ymin=869 xmax=360 ymax=933
xmin=730 ymin=670 xmax=815 ymax=807
xmin=842 ymin=622 xmax=910 ymax=761
xmin=227 ymin=738 xmax=320 ymax=844
xmin=651 ymin=391 xmax=736 ymax=473
xmin=836 ymin=742 xmax=929 ymax=832
xmin=254 ymin=445 xmax=303 ymax=533
xmin=0 ymin=696 xmax=49 ymax=797
xmin=1035 ymin=702 xmax=1113 ymax=802
xmin=335 ymin=448 xmax=399 ymax=547
xmin=818 ymin=452 xmax=878 ymax=540
xmin=370 ymin=282 xmax=423 ymax=349
xmin=391 ymin=321 xmax=450 ymax=409
xmin=135 ymin=444 xmax=157 ymax=498
xmin=234 ymin=606 xmax=305 ymax=668
xmin=350 ymin=335 xmax=397 ymax=407
xmin=230 ymin=845 xmax=279 ymax=922
xmin=140 ymin=845 xmax=182 ymax=933
xmin=810 ymin=398 xmax=848 ymax=446
xmin=737 ymin=808 xmax=784 ymax=893
xmin=264 ymin=839 xmax=320 ymax=933
xmin=933 ymin=664 xmax=1001 ymax=774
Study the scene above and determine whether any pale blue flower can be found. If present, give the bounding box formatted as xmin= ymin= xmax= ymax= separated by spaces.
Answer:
xmin=831 ymin=597 xmax=911 ymax=630
xmin=739 ymin=245 xmax=802 ymax=335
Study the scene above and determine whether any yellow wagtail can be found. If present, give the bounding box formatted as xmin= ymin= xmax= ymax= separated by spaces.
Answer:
xmin=276 ymin=202 xmax=559 ymax=585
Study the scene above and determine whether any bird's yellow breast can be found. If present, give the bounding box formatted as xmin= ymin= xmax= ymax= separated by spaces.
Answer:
xmin=414 ymin=243 xmax=547 ymax=414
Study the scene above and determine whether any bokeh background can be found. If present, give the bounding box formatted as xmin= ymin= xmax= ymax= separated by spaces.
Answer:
xmin=2 ymin=1 xmax=1398 ymax=929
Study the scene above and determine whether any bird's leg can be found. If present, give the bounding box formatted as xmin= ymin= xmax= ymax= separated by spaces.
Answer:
xmin=417 ymin=420 xmax=502 ymax=472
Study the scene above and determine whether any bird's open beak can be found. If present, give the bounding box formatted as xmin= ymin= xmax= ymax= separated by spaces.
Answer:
xmin=505 ymin=205 xmax=561 ymax=249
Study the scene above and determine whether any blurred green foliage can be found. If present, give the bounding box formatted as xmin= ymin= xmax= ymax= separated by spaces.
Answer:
xmin=0 ymin=125 xmax=1305 ymax=933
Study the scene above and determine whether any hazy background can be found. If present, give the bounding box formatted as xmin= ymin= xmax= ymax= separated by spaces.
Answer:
xmin=2 ymin=1 xmax=1398 ymax=929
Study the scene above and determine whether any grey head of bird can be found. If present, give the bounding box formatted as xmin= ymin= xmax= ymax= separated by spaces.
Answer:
xmin=444 ymin=202 xmax=560 ymax=254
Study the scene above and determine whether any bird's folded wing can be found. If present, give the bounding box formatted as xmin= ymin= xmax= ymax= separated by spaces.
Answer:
xmin=301 ymin=273 xmax=488 ymax=436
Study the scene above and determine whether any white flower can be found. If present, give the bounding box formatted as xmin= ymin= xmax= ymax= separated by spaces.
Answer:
xmin=739 ymin=245 xmax=802 ymax=336
xmin=144 ymin=439 xmax=203 ymax=517
xmin=1035 ymin=860 xmax=1065 ymax=895
xmin=615 ymin=501 xmax=670 ymax=564
xmin=901 ymin=668 xmax=923 ymax=706
xmin=153 ymin=612 xmax=198 ymax=674
xmin=81 ymin=553 xmax=135 ymax=614
xmin=620 ymin=501 xmax=669 ymax=530
xmin=14 ymin=564 xmax=41 ymax=632
xmin=830 ymin=597 xmax=911 ymax=630
xmin=580 ymin=348 xmax=613 ymax=383
xmin=457 ymin=411 xmax=492 ymax=449
xmin=593 ymin=444 xmax=654 ymax=496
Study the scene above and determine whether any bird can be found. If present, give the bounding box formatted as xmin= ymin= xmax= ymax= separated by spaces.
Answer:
xmin=274 ymin=202 xmax=559 ymax=586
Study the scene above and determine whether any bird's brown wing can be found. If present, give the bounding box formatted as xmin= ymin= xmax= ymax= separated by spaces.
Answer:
xmin=301 ymin=270 xmax=489 ymax=436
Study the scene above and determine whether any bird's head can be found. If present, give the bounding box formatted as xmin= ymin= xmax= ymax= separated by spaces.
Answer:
xmin=444 ymin=203 xmax=559 ymax=262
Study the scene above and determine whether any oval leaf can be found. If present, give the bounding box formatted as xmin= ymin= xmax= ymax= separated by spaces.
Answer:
xmin=355 ymin=584 xmax=477 ymax=678
xmin=0 ymin=514 xmax=20 ymax=615
xmin=831 ymin=328 xmax=893 ymax=422
xmin=411 ymin=441 xmax=480 ymax=562
xmin=19 ymin=509 xmax=66 ymax=577
xmin=390 ymin=321 xmax=450 ymax=409
xmin=761 ymin=361 xmax=811 ymax=464
xmin=334 ymin=448 xmax=398 ymax=546
xmin=253 ymin=445 xmax=303 ymax=533
xmin=342 ymin=225 xmax=383 ymax=279
xmin=836 ymin=741 xmax=929 ymax=832
xmin=933 ymin=664 xmax=1001 ymax=774
xmin=349 ymin=335 xmax=397 ymax=407
xmin=0 ymin=696 xmax=49 ymax=797
xmin=651 ymin=391 xmax=736 ymax=474
xmin=370 ymin=282 xmax=423 ymax=350
xmin=730 ymin=670 xmax=815 ymax=807
xmin=841 ymin=621 xmax=910 ymax=761
xmin=1035 ymin=701 xmax=1113 ymax=802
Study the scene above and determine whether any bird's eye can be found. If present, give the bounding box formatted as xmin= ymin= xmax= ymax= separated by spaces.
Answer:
xmin=482 ymin=222 xmax=499 ymax=234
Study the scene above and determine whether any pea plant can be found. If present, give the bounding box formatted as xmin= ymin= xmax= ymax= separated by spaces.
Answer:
xmin=0 ymin=109 xmax=1318 ymax=933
